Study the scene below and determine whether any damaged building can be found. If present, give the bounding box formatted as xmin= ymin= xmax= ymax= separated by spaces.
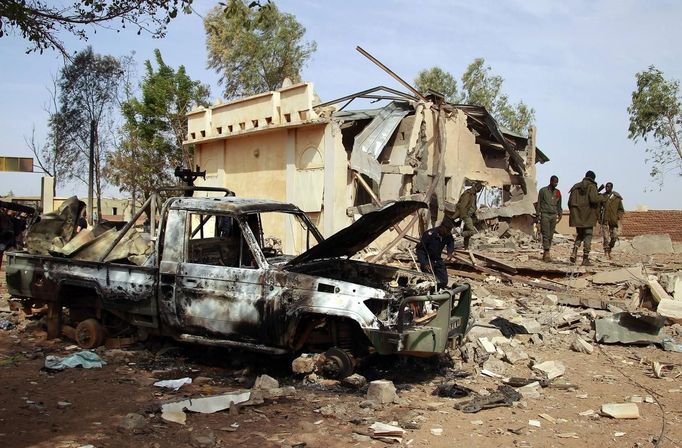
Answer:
xmin=185 ymin=82 xmax=548 ymax=254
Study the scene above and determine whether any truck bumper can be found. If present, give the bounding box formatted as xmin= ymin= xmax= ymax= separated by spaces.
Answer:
xmin=364 ymin=284 xmax=472 ymax=355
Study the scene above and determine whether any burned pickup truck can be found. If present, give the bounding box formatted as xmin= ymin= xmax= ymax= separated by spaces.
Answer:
xmin=5 ymin=188 xmax=470 ymax=375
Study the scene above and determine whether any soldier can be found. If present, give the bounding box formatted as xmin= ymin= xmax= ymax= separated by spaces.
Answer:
xmin=452 ymin=182 xmax=483 ymax=250
xmin=537 ymin=175 xmax=563 ymax=262
xmin=600 ymin=182 xmax=624 ymax=259
xmin=568 ymin=170 xmax=605 ymax=266
xmin=416 ymin=219 xmax=455 ymax=290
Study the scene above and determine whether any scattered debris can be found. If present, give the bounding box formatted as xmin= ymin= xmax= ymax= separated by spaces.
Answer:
xmin=571 ymin=336 xmax=594 ymax=354
xmin=0 ymin=319 xmax=14 ymax=330
xmin=432 ymin=382 xmax=474 ymax=398
xmin=253 ymin=374 xmax=279 ymax=390
xmin=341 ymin=373 xmax=367 ymax=389
xmin=532 ymin=360 xmax=565 ymax=380
xmin=528 ymin=419 xmax=541 ymax=428
xmin=44 ymin=350 xmax=106 ymax=371
xmin=153 ymin=377 xmax=192 ymax=391
xmin=161 ymin=390 xmax=252 ymax=424
xmin=601 ymin=403 xmax=640 ymax=419
xmin=455 ymin=385 xmax=521 ymax=413
xmin=369 ymin=422 xmax=405 ymax=443
xmin=291 ymin=355 xmax=316 ymax=374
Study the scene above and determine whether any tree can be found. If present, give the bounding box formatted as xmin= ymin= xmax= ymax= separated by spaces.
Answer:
xmin=627 ymin=65 xmax=682 ymax=182
xmin=414 ymin=58 xmax=535 ymax=135
xmin=107 ymin=49 xmax=209 ymax=202
xmin=54 ymin=46 xmax=125 ymax=223
xmin=414 ymin=67 xmax=461 ymax=103
xmin=460 ymin=58 xmax=534 ymax=135
xmin=204 ymin=0 xmax=316 ymax=99
xmin=25 ymin=75 xmax=79 ymax=194
xmin=0 ymin=0 xmax=192 ymax=55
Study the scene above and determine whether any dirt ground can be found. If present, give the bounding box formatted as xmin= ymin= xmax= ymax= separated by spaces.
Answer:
xmin=1 ymin=237 xmax=681 ymax=448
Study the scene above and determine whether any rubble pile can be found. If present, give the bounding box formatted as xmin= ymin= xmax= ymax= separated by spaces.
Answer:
xmin=0 ymin=231 xmax=680 ymax=447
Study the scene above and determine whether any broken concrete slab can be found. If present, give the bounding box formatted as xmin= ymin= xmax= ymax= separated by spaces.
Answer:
xmin=366 ymin=380 xmax=397 ymax=404
xmin=660 ymin=271 xmax=682 ymax=300
xmin=571 ymin=336 xmax=594 ymax=354
xmin=631 ymin=234 xmax=674 ymax=255
xmin=601 ymin=403 xmax=640 ymax=419
xmin=590 ymin=265 xmax=645 ymax=285
xmin=504 ymin=348 xmax=529 ymax=365
xmin=478 ymin=337 xmax=497 ymax=354
xmin=544 ymin=294 xmax=559 ymax=306
xmin=532 ymin=360 xmax=565 ymax=380
xmin=657 ymin=299 xmax=682 ymax=324
xmin=649 ymin=276 xmax=673 ymax=303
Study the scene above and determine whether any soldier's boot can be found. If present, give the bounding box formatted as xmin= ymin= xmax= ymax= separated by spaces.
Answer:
xmin=581 ymin=254 xmax=592 ymax=266
xmin=542 ymin=250 xmax=551 ymax=262
xmin=569 ymin=246 xmax=578 ymax=264
xmin=605 ymin=249 xmax=612 ymax=260
xmin=463 ymin=236 xmax=471 ymax=250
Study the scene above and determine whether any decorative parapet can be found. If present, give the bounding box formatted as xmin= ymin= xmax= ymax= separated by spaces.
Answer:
xmin=185 ymin=82 xmax=320 ymax=144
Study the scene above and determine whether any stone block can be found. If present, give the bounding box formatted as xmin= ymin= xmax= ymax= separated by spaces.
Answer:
xmin=253 ymin=374 xmax=279 ymax=390
xmin=291 ymin=356 xmax=316 ymax=374
xmin=532 ymin=360 xmax=565 ymax=380
xmin=366 ymin=380 xmax=397 ymax=404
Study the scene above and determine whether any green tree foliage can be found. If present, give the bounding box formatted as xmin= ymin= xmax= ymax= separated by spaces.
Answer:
xmin=52 ymin=46 xmax=125 ymax=221
xmin=627 ymin=65 xmax=682 ymax=181
xmin=0 ymin=0 xmax=192 ymax=55
xmin=107 ymin=49 xmax=210 ymax=201
xmin=204 ymin=0 xmax=316 ymax=99
xmin=414 ymin=67 xmax=461 ymax=103
xmin=414 ymin=58 xmax=535 ymax=135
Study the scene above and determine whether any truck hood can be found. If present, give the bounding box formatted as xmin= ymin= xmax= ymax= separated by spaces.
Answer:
xmin=286 ymin=200 xmax=426 ymax=266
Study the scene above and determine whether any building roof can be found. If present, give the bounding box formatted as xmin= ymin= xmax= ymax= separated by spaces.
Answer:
xmin=620 ymin=210 xmax=682 ymax=242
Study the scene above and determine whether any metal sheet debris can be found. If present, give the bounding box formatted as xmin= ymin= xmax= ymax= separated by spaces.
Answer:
xmin=595 ymin=312 xmax=667 ymax=345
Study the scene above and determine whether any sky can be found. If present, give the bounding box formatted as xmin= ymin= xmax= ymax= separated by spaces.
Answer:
xmin=1 ymin=0 xmax=681 ymax=210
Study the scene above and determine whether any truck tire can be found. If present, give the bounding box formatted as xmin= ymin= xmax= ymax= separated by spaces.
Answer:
xmin=75 ymin=318 xmax=106 ymax=349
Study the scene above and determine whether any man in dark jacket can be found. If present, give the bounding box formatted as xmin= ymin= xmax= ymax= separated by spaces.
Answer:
xmin=452 ymin=182 xmax=483 ymax=250
xmin=536 ymin=175 xmax=563 ymax=262
xmin=568 ymin=170 xmax=605 ymax=266
xmin=599 ymin=182 xmax=624 ymax=259
xmin=416 ymin=219 xmax=455 ymax=290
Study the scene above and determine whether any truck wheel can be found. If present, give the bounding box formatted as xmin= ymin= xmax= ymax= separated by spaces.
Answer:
xmin=75 ymin=318 xmax=106 ymax=349
xmin=322 ymin=347 xmax=355 ymax=379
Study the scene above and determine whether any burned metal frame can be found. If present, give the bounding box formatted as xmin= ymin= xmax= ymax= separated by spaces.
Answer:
xmin=97 ymin=186 xmax=235 ymax=263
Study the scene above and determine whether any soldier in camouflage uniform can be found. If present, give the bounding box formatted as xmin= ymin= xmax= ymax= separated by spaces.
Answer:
xmin=536 ymin=175 xmax=563 ymax=262
xmin=599 ymin=182 xmax=624 ymax=259
xmin=568 ymin=170 xmax=606 ymax=266
xmin=452 ymin=183 xmax=483 ymax=250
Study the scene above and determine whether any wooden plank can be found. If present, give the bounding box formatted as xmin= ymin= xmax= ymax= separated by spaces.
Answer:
xmin=446 ymin=269 xmax=486 ymax=281
xmin=455 ymin=249 xmax=518 ymax=274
